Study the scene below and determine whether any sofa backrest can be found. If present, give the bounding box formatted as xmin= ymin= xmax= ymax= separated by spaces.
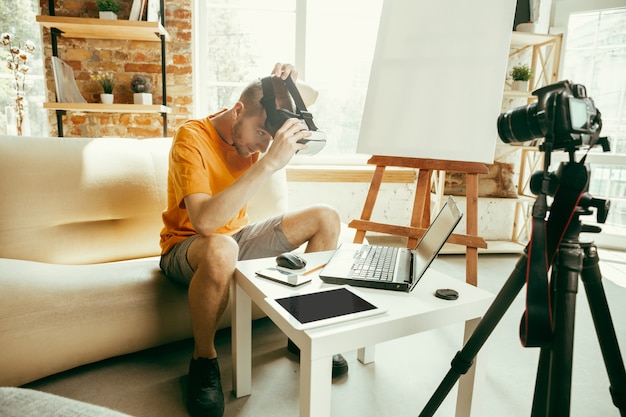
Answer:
xmin=0 ymin=135 xmax=289 ymax=265
xmin=0 ymin=136 xmax=172 ymax=264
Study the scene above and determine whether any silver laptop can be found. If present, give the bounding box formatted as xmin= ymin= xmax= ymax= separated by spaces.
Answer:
xmin=320 ymin=196 xmax=463 ymax=292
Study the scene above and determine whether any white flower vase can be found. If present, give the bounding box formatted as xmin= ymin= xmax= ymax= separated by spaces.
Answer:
xmin=100 ymin=93 xmax=114 ymax=104
xmin=5 ymin=103 xmax=30 ymax=136
xmin=99 ymin=11 xmax=118 ymax=20
xmin=133 ymin=93 xmax=153 ymax=105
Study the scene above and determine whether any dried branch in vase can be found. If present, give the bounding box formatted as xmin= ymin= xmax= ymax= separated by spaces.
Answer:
xmin=1 ymin=32 xmax=35 ymax=136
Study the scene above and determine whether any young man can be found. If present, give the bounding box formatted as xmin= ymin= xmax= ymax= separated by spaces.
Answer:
xmin=159 ymin=63 xmax=345 ymax=417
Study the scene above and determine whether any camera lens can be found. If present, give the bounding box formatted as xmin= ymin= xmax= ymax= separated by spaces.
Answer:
xmin=497 ymin=102 xmax=544 ymax=144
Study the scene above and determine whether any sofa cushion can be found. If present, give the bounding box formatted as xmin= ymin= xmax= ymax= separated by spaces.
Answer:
xmin=0 ymin=257 xmax=191 ymax=387
xmin=0 ymin=255 xmax=272 ymax=387
xmin=0 ymin=136 xmax=171 ymax=264
xmin=0 ymin=135 xmax=291 ymax=265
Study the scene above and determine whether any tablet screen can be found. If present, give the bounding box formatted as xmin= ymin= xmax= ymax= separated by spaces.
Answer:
xmin=274 ymin=287 xmax=377 ymax=325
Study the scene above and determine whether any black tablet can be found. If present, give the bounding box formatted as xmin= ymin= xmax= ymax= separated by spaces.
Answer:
xmin=266 ymin=286 xmax=385 ymax=330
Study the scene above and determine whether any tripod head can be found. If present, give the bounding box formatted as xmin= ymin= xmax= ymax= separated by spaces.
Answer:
xmin=527 ymin=135 xmax=611 ymax=236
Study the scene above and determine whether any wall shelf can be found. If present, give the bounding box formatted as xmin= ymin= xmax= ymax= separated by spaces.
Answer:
xmin=36 ymin=16 xmax=170 ymax=41
xmin=43 ymin=102 xmax=171 ymax=114
xmin=38 ymin=0 xmax=169 ymax=137
xmin=507 ymin=31 xmax=563 ymax=94
xmin=503 ymin=90 xmax=534 ymax=99
xmin=511 ymin=31 xmax=561 ymax=47
xmin=501 ymin=32 xmax=562 ymax=247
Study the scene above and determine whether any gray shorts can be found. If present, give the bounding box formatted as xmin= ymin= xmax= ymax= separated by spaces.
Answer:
xmin=160 ymin=214 xmax=296 ymax=286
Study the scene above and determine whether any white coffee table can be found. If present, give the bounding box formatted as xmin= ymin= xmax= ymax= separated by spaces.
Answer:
xmin=231 ymin=251 xmax=494 ymax=417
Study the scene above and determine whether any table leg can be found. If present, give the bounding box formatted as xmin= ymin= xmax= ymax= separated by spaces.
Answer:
xmin=357 ymin=345 xmax=376 ymax=364
xmin=455 ymin=317 xmax=488 ymax=417
xmin=299 ymin=349 xmax=333 ymax=417
xmin=232 ymin=281 xmax=252 ymax=397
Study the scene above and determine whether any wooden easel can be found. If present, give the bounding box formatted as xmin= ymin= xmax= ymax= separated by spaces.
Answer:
xmin=349 ymin=156 xmax=489 ymax=286
xmin=350 ymin=156 xmax=491 ymax=416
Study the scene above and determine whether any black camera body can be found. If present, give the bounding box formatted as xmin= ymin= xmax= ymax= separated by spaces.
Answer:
xmin=497 ymin=80 xmax=601 ymax=151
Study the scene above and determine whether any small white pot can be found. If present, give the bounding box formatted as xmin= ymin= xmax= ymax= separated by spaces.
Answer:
xmin=133 ymin=93 xmax=153 ymax=105
xmin=512 ymin=80 xmax=529 ymax=91
xmin=100 ymin=93 xmax=114 ymax=104
xmin=516 ymin=23 xmax=538 ymax=33
xmin=99 ymin=11 xmax=118 ymax=20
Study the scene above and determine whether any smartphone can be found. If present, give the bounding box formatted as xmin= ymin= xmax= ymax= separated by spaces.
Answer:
xmin=255 ymin=267 xmax=312 ymax=287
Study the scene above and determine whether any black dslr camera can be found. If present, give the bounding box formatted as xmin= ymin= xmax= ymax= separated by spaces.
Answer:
xmin=497 ymin=80 xmax=601 ymax=151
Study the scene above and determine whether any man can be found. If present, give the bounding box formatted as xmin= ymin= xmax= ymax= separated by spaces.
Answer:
xmin=159 ymin=63 xmax=346 ymax=417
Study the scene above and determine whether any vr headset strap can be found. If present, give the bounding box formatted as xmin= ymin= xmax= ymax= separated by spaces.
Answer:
xmin=261 ymin=77 xmax=280 ymax=128
xmin=282 ymin=77 xmax=319 ymax=132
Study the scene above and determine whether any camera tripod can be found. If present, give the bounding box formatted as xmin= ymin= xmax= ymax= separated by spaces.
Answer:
xmin=418 ymin=160 xmax=626 ymax=417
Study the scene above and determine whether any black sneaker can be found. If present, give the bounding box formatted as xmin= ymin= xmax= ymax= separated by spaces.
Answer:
xmin=186 ymin=357 xmax=225 ymax=417
xmin=287 ymin=339 xmax=349 ymax=378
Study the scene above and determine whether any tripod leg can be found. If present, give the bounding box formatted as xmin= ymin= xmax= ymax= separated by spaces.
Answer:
xmin=531 ymin=346 xmax=552 ymax=417
xmin=580 ymin=244 xmax=626 ymax=416
xmin=546 ymin=242 xmax=583 ymax=417
xmin=531 ymin=265 xmax=563 ymax=417
xmin=418 ymin=254 xmax=528 ymax=417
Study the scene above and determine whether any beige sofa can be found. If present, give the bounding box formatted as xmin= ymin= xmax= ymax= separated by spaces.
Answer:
xmin=0 ymin=135 xmax=287 ymax=387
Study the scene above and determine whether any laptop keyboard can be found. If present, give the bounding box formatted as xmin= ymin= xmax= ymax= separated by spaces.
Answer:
xmin=351 ymin=245 xmax=398 ymax=281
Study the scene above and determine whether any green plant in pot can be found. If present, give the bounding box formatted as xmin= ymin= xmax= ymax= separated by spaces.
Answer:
xmin=510 ymin=64 xmax=533 ymax=91
xmin=131 ymin=74 xmax=153 ymax=105
xmin=96 ymin=0 xmax=121 ymax=20
xmin=91 ymin=71 xmax=115 ymax=103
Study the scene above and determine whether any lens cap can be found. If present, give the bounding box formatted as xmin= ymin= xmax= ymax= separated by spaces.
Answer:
xmin=435 ymin=288 xmax=459 ymax=300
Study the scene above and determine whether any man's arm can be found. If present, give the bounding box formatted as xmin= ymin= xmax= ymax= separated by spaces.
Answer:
xmin=185 ymin=118 xmax=310 ymax=236
xmin=185 ymin=63 xmax=313 ymax=235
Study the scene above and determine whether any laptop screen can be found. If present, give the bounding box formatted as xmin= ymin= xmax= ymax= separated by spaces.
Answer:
xmin=413 ymin=197 xmax=463 ymax=269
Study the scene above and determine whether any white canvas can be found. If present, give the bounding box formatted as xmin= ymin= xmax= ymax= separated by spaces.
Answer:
xmin=357 ymin=0 xmax=517 ymax=164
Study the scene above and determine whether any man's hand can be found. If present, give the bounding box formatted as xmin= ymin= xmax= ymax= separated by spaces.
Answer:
xmin=261 ymin=63 xmax=308 ymax=171
xmin=271 ymin=62 xmax=298 ymax=81
xmin=262 ymin=117 xmax=310 ymax=171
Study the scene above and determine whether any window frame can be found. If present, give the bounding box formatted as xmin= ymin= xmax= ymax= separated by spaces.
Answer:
xmin=191 ymin=0 xmax=385 ymax=170
xmin=554 ymin=0 xmax=626 ymax=250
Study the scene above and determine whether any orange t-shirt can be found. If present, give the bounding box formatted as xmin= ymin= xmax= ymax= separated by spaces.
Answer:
xmin=160 ymin=110 xmax=259 ymax=254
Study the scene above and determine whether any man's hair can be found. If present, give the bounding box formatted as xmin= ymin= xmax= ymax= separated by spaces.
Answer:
xmin=239 ymin=77 xmax=295 ymax=121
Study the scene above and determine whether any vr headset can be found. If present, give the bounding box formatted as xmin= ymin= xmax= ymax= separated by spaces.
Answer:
xmin=260 ymin=76 xmax=326 ymax=156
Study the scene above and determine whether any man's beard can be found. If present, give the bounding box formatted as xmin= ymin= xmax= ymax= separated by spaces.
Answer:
xmin=230 ymin=119 xmax=248 ymax=157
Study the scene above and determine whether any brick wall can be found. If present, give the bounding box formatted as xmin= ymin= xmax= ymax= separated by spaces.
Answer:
xmin=40 ymin=0 xmax=192 ymax=137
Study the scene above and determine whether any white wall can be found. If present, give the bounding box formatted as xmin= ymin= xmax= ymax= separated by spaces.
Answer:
xmin=551 ymin=0 xmax=626 ymax=28
xmin=287 ymin=181 xmax=519 ymax=241
xmin=286 ymin=0 xmax=590 ymax=244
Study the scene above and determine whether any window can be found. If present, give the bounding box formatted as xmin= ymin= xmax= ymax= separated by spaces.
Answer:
xmin=0 ymin=0 xmax=48 ymax=137
xmin=559 ymin=5 xmax=626 ymax=248
xmin=193 ymin=0 xmax=383 ymax=162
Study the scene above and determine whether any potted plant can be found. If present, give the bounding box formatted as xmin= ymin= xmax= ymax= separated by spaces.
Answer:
xmin=131 ymin=74 xmax=153 ymax=105
xmin=96 ymin=0 xmax=120 ymax=20
xmin=91 ymin=71 xmax=115 ymax=104
xmin=510 ymin=64 xmax=533 ymax=91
